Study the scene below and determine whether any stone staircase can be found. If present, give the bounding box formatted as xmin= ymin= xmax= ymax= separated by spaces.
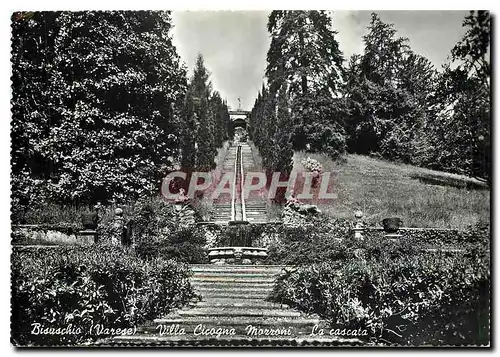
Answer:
xmin=212 ymin=142 xmax=268 ymax=224
xmin=245 ymin=202 xmax=268 ymax=224
xmin=103 ymin=265 xmax=359 ymax=346
xmin=211 ymin=203 xmax=233 ymax=224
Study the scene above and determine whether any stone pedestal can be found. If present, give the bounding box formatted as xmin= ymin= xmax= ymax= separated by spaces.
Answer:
xmin=353 ymin=210 xmax=364 ymax=240
xmin=385 ymin=233 xmax=402 ymax=243
xmin=77 ymin=229 xmax=98 ymax=244
xmin=176 ymin=202 xmax=196 ymax=226
xmin=111 ymin=208 xmax=125 ymax=245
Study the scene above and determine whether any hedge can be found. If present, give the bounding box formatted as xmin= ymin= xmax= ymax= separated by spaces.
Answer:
xmin=11 ymin=245 xmax=194 ymax=346
xmin=268 ymin=233 xmax=490 ymax=346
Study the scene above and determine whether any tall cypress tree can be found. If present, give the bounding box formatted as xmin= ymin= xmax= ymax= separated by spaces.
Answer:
xmin=261 ymin=90 xmax=277 ymax=174
xmin=180 ymin=88 xmax=197 ymax=171
xmin=190 ymin=53 xmax=216 ymax=172
xmin=273 ymin=85 xmax=294 ymax=175
xmin=210 ymin=91 xmax=225 ymax=148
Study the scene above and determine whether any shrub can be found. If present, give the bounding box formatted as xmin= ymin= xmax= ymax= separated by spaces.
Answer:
xmin=135 ymin=226 xmax=208 ymax=263
xmin=131 ymin=199 xmax=207 ymax=262
xmin=11 ymin=245 xmax=194 ymax=346
xmin=265 ymin=217 xmax=353 ymax=265
xmin=269 ymin=234 xmax=490 ymax=346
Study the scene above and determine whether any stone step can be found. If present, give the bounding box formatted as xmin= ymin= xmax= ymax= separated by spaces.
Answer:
xmin=191 ymin=268 xmax=284 ymax=274
xmin=246 ymin=217 xmax=268 ymax=221
xmin=191 ymin=265 xmax=285 ymax=272
xmin=193 ymin=300 xmax=289 ymax=309
xmin=191 ymin=277 xmax=276 ymax=284
xmin=153 ymin=317 xmax=320 ymax=327
xmin=195 ymin=286 xmax=272 ymax=295
xmin=196 ymin=291 xmax=270 ymax=299
xmin=105 ymin=334 xmax=361 ymax=347
xmin=178 ymin=309 xmax=300 ymax=318
xmin=192 ymin=272 xmax=279 ymax=279
xmin=191 ymin=281 xmax=274 ymax=289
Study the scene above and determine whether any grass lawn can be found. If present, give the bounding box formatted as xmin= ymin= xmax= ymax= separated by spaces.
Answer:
xmin=292 ymin=152 xmax=490 ymax=229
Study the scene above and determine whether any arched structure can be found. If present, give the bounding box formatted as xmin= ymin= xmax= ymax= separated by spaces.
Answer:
xmin=229 ymin=110 xmax=250 ymax=129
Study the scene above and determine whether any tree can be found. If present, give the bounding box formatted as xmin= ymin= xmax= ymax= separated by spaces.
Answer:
xmin=345 ymin=13 xmax=437 ymax=163
xmin=180 ymin=89 xmax=197 ymax=171
xmin=265 ymin=11 xmax=346 ymax=153
xmin=266 ymin=10 xmax=344 ymax=96
xmin=272 ymin=85 xmax=294 ymax=175
xmin=51 ymin=11 xmax=188 ymax=203
xmin=223 ymin=100 xmax=233 ymax=141
xmin=12 ymin=11 xmax=188 ymax=206
xmin=419 ymin=11 xmax=490 ymax=182
xmin=451 ymin=11 xmax=490 ymax=89
xmin=261 ymin=90 xmax=277 ymax=173
xmin=11 ymin=12 xmax=61 ymax=218
xmin=210 ymin=91 xmax=225 ymax=148
xmin=451 ymin=11 xmax=490 ymax=182
xmin=190 ymin=53 xmax=216 ymax=172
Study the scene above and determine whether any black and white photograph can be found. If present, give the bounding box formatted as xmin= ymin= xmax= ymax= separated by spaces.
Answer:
xmin=9 ymin=9 xmax=491 ymax=347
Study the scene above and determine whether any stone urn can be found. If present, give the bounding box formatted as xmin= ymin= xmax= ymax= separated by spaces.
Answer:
xmin=81 ymin=212 xmax=99 ymax=230
xmin=382 ymin=217 xmax=402 ymax=233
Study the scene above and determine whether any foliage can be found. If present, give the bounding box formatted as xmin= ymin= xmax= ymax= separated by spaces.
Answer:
xmin=250 ymin=10 xmax=346 ymax=169
xmin=269 ymin=231 xmax=490 ymax=345
xmin=344 ymin=11 xmax=490 ymax=182
xmin=11 ymin=12 xmax=62 ymax=218
xmin=180 ymin=89 xmax=197 ymax=171
xmin=11 ymin=12 xmax=231 ymax=216
xmin=266 ymin=218 xmax=352 ymax=265
xmin=131 ymin=198 xmax=208 ymax=263
xmin=344 ymin=13 xmax=435 ymax=164
xmin=11 ymin=246 xmax=194 ymax=346
xmin=189 ymin=53 xmax=218 ymax=172
xmin=266 ymin=10 xmax=344 ymax=96
xmin=417 ymin=11 xmax=491 ymax=182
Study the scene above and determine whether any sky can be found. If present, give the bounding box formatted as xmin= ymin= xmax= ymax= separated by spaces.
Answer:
xmin=171 ymin=10 xmax=470 ymax=111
